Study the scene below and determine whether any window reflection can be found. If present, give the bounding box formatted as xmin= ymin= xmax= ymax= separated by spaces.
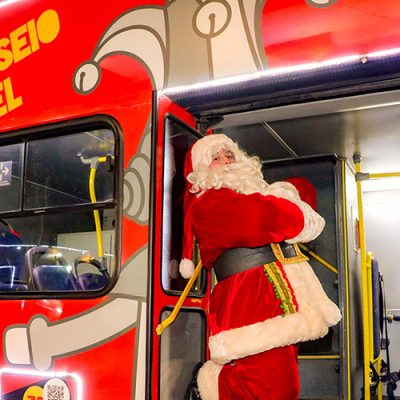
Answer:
xmin=161 ymin=118 xmax=204 ymax=294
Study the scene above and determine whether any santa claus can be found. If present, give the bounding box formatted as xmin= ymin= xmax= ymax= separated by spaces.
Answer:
xmin=180 ymin=134 xmax=341 ymax=400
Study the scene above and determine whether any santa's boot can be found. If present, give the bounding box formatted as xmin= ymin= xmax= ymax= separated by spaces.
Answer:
xmin=184 ymin=363 xmax=203 ymax=400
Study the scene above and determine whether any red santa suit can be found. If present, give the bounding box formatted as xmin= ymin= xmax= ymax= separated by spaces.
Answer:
xmin=180 ymin=134 xmax=341 ymax=400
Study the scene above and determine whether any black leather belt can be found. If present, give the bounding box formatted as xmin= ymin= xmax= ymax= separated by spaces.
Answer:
xmin=213 ymin=243 xmax=297 ymax=281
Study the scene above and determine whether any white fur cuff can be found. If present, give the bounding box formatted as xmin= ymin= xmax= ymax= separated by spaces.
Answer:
xmin=197 ymin=360 xmax=222 ymax=400
xmin=286 ymin=201 xmax=325 ymax=243
xmin=265 ymin=181 xmax=325 ymax=243
xmin=179 ymin=258 xmax=195 ymax=279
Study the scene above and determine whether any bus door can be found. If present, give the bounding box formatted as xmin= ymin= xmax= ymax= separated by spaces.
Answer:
xmin=150 ymin=93 xmax=210 ymax=400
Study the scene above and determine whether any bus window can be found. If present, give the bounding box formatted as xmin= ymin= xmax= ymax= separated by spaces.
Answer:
xmin=25 ymin=130 xmax=114 ymax=209
xmin=159 ymin=308 xmax=206 ymax=400
xmin=161 ymin=117 xmax=205 ymax=294
xmin=0 ymin=143 xmax=23 ymax=213
xmin=0 ymin=123 xmax=119 ymax=294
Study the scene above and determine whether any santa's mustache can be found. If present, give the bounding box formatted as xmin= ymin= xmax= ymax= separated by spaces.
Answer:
xmin=189 ymin=160 xmax=269 ymax=195
xmin=210 ymin=160 xmax=259 ymax=174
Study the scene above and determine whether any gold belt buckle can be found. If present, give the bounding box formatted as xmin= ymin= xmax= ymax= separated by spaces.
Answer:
xmin=270 ymin=243 xmax=308 ymax=264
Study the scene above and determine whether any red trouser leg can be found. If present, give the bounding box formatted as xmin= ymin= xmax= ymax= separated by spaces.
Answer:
xmin=218 ymin=345 xmax=300 ymax=400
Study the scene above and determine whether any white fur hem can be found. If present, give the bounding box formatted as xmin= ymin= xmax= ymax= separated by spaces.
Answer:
xmin=197 ymin=360 xmax=222 ymax=400
xmin=209 ymin=307 xmax=329 ymax=364
xmin=209 ymin=260 xmax=341 ymax=364
xmin=296 ymin=261 xmax=342 ymax=326
xmin=179 ymin=258 xmax=195 ymax=279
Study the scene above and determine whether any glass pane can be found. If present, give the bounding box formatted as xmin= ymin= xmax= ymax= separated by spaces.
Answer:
xmin=161 ymin=118 xmax=205 ymax=294
xmin=0 ymin=143 xmax=23 ymax=213
xmin=0 ymin=208 xmax=115 ymax=292
xmin=159 ymin=309 xmax=205 ymax=400
xmin=25 ymin=129 xmax=115 ymax=209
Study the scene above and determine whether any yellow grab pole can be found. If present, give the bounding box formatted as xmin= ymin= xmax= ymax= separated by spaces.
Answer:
xmin=80 ymin=154 xmax=111 ymax=260
xmin=341 ymin=160 xmax=352 ymax=400
xmin=156 ymin=261 xmax=203 ymax=335
xmin=299 ymin=355 xmax=340 ymax=360
xmin=369 ymin=172 xmax=400 ymax=179
xmin=377 ymin=357 xmax=383 ymax=400
xmin=366 ymin=252 xmax=375 ymax=361
xmin=354 ymin=154 xmax=371 ymax=400
xmin=89 ymin=167 xmax=104 ymax=258
xmin=298 ymin=243 xmax=338 ymax=274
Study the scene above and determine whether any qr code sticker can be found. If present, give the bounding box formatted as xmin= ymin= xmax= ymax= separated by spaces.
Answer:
xmin=47 ymin=384 xmax=65 ymax=400
xmin=43 ymin=378 xmax=70 ymax=400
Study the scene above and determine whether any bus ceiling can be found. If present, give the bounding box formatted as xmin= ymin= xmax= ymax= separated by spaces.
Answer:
xmin=162 ymin=51 xmax=400 ymax=175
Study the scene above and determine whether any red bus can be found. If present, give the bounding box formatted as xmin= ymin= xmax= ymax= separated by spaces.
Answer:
xmin=1 ymin=1 xmax=400 ymax=399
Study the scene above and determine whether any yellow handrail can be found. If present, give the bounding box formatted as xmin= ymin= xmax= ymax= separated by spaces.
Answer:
xmin=369 ymin=172 xmax=400 ymax=179
xmin=366 ymin=252 xmax=374 ymax=362
xmin=377 ymin=357 xmax=383 ymax=400
xmin=342 ymin=160 xmax=352 ymax=400
xmin=298 ymin=243 xmax=338 ymax=274
xmin=354 ymin=157 xmax=371 ymax=400
xmin=82 ymin=155 xmax=109 ymax=259
xmin=89 ymin=167 xmax=104 ymax=258
xmin=298 ymin=355 xmax=340 ymax=360
xmin=156 ymin=261 xmax=203 ymax=335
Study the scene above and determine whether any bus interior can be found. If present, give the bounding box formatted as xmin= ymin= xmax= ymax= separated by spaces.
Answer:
xmin=157 ymin=73 xmax=400 ymax=399
xmin=0 ymin=125 xmax=118 ymax=294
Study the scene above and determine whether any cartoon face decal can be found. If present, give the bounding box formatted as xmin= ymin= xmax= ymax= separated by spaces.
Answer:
xmin=73 ymin=1 xmax=269 ymax=92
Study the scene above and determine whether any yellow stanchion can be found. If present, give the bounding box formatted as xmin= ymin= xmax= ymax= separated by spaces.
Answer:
xmin=89 ymin=167 xmax=104 ymax=258
xmin=366 ymin=253 xmax=374 ymax=363
xmin=298 ymin=243 xmax=338 ymax=274
xmin=342 ymin=160 xmax=352 ymax=400
xmin=354 ymin=155 xmax=371 ymax=400
xmin=81 ymin=154 xmax=110 ymax=260
xmin=156 ymin=261 xmax=203 ymax=335
xmin=377 ymin=356 xmax=383 ymax=400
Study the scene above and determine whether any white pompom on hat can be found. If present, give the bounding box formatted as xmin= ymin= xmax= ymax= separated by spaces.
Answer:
xmin=179 ymin=134 xmax=237 ymax=278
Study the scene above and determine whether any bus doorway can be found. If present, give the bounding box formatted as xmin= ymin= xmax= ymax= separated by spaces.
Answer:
xmin=154 ymin=75 xmax=400 ymax=398
xmin=150 ymin=95 xmax=211 ymax=400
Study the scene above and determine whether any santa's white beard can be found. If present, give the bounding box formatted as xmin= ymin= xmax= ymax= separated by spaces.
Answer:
xmin=188 ymin=161 xmax=269 ymax=195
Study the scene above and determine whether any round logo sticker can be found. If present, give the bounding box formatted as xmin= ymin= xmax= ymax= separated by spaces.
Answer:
xmin=23 ymin=385 xmax=43 ymax=400
xmin=43 ymin=378 xmax=70 ymax=400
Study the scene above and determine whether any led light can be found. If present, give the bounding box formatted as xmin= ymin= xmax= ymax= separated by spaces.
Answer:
xmin=0 ymin=0 xmax=21 ymax=8
xmin=160 ymin=47 xmax=400 ymax=95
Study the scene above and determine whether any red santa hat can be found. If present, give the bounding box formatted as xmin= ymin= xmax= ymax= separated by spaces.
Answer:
xmin=285 ymin=176 xmax=317 ymax=211
xmin=179 ymin=134 xmax=238 ymax=278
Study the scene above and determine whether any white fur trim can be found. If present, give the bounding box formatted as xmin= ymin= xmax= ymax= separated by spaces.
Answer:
xmin=179 ymin=258 xmax=195 ymax=279
xmin=265 ymin=181 xmax=301 ymax=200
xmin=197 ymin=360 xmax=222 ymax=400
xmin=209 ymin=305 xmax=328 ymax=364
xmin=208 ymin=261 xmax=341 ymax=364
xmin=265 ymin=181 xmax=325 ymax=243
xmin=285 ymin=200 xmax=325 ymax=243
xmin=297 ymin=261 xmax=342 ymax=326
